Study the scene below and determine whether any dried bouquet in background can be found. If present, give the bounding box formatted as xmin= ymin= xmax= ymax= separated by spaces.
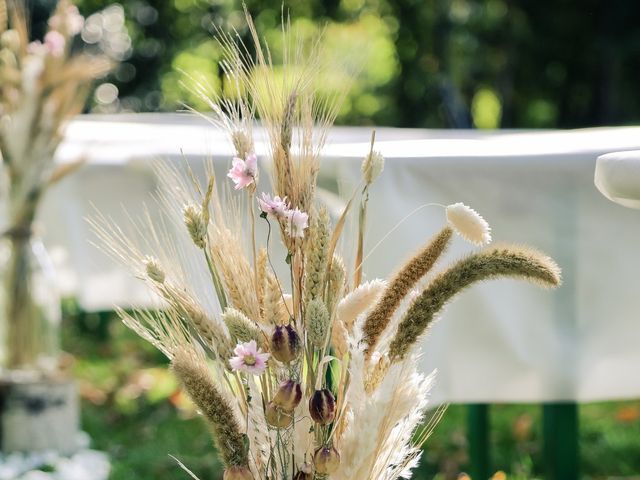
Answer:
xmin=0 ymin=0 xmax=111 ymax=372
xmin=94 ymin=11 xmax=561 ymax=480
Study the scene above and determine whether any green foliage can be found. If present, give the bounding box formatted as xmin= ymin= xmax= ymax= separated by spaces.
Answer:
xmin=68 ymin=0 xmax=640 ymax=128
xmin=161 ymin=39 xmax=223 ymax=109
xmin=472 ymin=88 xmax=502 ymax=129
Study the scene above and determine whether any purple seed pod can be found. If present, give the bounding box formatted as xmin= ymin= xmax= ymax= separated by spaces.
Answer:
xmin=272 ymin=379 xmax=303 ymax=411
xmin=265 ymin=401 xmax=292 ymax=428
xmin=292 ymin=462 xmax=313 ymax=480
xmin=309 ymin=388 xmax=336 ymax=425
xmin=270 ymin=324 xmax=301 ymax=363
xmin=313 ymin=446 xmax=340 ymax=475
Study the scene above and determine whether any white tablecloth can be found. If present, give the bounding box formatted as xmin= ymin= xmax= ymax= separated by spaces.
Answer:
xmin=41 ymin=114 xmax=640 ymax=404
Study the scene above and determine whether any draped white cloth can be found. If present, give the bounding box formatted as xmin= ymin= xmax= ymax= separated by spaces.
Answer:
xmin=42 ymin=114 xmax=640 ymax=404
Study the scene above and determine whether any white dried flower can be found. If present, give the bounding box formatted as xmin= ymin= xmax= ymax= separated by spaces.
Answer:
xmin=285 ymin=208 xmax=309 ymax=239
xmin=446 ymin=202 xmax=492 ymax=246
xmin=361 ymin=151 xmax=384 ymax=185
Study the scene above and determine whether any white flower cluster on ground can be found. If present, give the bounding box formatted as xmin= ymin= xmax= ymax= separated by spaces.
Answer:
xmin=0 ymin=441 xmax=109 ymax=480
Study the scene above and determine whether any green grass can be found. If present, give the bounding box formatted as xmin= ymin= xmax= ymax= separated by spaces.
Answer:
xmin=63 ymin=310 xmax=640 ymax=480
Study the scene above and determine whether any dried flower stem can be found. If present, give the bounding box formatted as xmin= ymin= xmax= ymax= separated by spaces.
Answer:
xmin=204 ymin=247 xmax=228 ymax=311
xmin=248 ymin=186 xmax=259 ymax=295
xmin=354 ymin=131 xmax=377 ymax=288
xmin=199 ymin=176 xmax=228 ymax=310
xmin=389 ymin=246 xmax=562 ymax=361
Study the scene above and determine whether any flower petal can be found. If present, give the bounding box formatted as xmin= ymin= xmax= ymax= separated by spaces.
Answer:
xmin=229 ymin=356 xmax=244 ymax=371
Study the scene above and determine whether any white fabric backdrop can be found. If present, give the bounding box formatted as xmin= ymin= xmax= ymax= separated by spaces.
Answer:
xmin=41 ymin=114 xmax=640 ymax=404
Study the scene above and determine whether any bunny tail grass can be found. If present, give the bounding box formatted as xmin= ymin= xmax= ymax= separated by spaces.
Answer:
xmin=388 ymin=245 xmax=562 ymax=361
xmin=363 ymin=226 xmax=453 ymax=355
xmin=171 ymin=348 xmax=248 ymax=468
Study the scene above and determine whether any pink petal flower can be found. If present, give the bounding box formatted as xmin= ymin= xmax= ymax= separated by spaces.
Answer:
xmin=49 ymin=4 xmax=84 ymax=36
xmin=245 ymin=153 xmax=258 ymax=173
xmin=229 ymin=340 xmax=270 ymax=375
xmin=44 ymin=31 xmax=66 ymax=57
xmin=27 ymin=40 xmax=47 ymax=56
xmin=285 ymin=208 xmax=309 ymax=238
xmin=227 ymin=154 xmax=258 ymax=190
xmin=258 ymin=193 xmax=289 ymax=217
xmin=228 ymin=356 xmax=245 ymax=371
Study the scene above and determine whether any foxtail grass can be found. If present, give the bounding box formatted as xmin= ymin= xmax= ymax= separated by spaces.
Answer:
xmin=363 ymin=227 xmax=453 ymax=356
xmin=389 ymin=246 xmax=561 ymax=361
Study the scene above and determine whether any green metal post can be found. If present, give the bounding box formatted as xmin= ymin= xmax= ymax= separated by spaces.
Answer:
xmin=543 ymin=402 xmax=579 ymax=480
xmin=468 ymin=403 xmax=490 ymax=479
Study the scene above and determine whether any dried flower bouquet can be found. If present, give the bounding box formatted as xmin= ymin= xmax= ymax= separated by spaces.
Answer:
xmin=0 ymin=0 xmax=111 ymax=371
xmin=93 ymin=12 xmax=561 ymax=480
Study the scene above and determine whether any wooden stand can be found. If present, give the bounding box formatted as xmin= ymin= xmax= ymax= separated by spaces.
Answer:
xmin=0 ymin=375 xmax=79 ymax=454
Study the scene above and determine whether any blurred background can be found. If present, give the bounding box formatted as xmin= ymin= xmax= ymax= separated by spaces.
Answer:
xmin=22 ymin=0 xmax=640 ymax=479
xmin=29 ymin=0 xmax=640 ymax=129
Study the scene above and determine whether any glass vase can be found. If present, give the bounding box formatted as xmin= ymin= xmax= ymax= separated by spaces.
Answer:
xmin=0 ymin=234 xmax=62 ymax=375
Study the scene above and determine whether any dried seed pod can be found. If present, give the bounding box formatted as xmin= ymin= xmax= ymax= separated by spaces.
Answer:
xmin=272 ymin=379 xmax=302 ymax=412
xmin=309 ymin=388 xmax=336 ymax=425
xmin=265 ymin=401 xmax=293 ymax=428
xmin=293 ymin=462 xmax=313 ymax=480
xmin=223 ymin=466 xmax=253 ymax=480
xmin=313 ymin=446 xmax=340 ymax=475
xmin=270 ymin=324 xmax=301 ymax=363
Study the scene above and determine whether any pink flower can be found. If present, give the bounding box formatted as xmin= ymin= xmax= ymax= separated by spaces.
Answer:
xmin=227 ymin=153 xmax=258 ymax=190
xmin=258 ymin=193 xmax=289 ymax=217
xmin=285 ymin=208 xmax=309 ymax=238
xmin=49 ymin=4 xmax=84 ymax=36
xmin=27 ymin=40 xmax=47 ymax=56
xmin=44 ymin=31 xmax=66 ymax=57
xmin=229 ymin=340 xmax=270 ymax=375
